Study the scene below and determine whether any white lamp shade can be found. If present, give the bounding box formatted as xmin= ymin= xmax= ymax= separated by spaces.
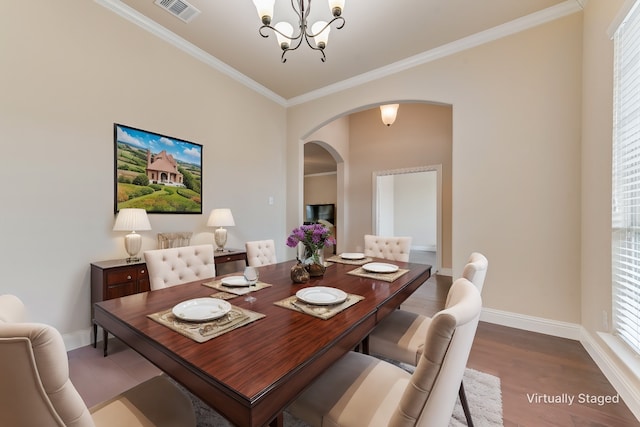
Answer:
xmin=113 ymin=208 xmax=151 ymax=232
xmin=207 ymin=209 xmax=235 ymax=227
xmin=380 ymin=104 xmax=400 ymax=126
xmin=312 ymin=21 xmax=330 ymax=48
xmin=274 ymin=22 xmax=294 ymax=48
xmin=252 ymin=0 xmax=275 ymax=21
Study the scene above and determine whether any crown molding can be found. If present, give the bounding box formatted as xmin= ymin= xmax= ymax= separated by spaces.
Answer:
xmin=96 ymin=0 xmax=582 ymax=108
xmin=94 ymin=0 xmax=288 ymax=107
xmin=287 ymin=0 xmax=583 ymax=106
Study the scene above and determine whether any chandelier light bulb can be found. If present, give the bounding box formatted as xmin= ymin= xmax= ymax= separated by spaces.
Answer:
xmin=312 ymin=21 xmax=330 ymax=49
xmin=328 ymin=0 xmax=345 ymax=16
xmin=274 ymin=22 xmax=294 ymax=50
xmin=252 ymin=0 xmax=275 ymax=25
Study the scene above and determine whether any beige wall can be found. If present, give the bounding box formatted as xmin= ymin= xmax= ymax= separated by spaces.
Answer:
xmin=288 ymin=13 xmax=583 ymax=323
xmin=304 ymin=174 xmax=338 ymax=210
xmin=1 ymin=0 xmax=286 ymax=346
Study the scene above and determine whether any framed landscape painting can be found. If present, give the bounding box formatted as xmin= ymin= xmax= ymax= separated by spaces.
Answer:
xmin=114 ymin=123 xmax=202 ymax=214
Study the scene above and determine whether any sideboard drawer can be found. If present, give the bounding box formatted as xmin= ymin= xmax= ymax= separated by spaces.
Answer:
xmin=105 ymin=268 xmax=138 ymax=285
xmin=105 ymin=281 xmax=137 ymax=299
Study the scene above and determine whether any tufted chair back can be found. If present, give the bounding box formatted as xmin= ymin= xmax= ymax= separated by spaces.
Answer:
xmin=0 ymin=294 xmax=196 ymax=427
xmin=245 ymin=239 xmax=278 ymax=267
xmin=392 ymin=278 xmax=481 ymax=427
xmin=364 ymin=234 xmax=412 ymax=262
xmin=462 ymin=252 xmax=488 ymax=293
xmin=287 ymin=279 xmax=481 ymax=427
xmin=144 ymin=244 xmax=216 ymax=291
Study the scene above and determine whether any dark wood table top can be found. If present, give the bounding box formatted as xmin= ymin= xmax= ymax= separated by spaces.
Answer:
xmin=95 ymin=259 xmax=431 ymax=427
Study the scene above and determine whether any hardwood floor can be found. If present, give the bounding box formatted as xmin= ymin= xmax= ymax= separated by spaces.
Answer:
xmin=69 ymin=269 xmax=640 ymax=426
xmin=401 ymin=272 xmax=639 ymax=427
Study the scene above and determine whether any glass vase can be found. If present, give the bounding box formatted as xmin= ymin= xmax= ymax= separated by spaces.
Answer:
xmin=298 ymin=243 xmax=326 ymax=277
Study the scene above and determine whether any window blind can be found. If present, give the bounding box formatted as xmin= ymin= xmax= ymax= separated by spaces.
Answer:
xmin=612 ymin=0 xmax=640 ymax=356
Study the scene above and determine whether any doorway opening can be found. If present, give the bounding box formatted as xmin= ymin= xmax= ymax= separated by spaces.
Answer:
xmin=373 ymin=165 xmax=442 ymax=272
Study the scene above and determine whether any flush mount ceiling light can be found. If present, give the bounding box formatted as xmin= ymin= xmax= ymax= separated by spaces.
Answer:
xmin=380 ymin=104 xmax=399 ymax=126
xmin=252 ymin=0 xmax=346 ymax=63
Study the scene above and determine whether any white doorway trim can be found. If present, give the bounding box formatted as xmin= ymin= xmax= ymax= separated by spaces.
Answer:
xmin=372 ymin=165 xmax=442 ymax=273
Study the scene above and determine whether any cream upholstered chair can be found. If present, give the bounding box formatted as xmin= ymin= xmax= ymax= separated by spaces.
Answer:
xmin=288 ymin=278 xmax=482 ymax=427
xmin=245 ymin=239 xmax=277 ymax=267
xmin=0 ymin=294 xmax=196 ymax=427
xmin=364 ymin=234 xmax=412 ymax=262
xmin=144 ymin=244 xmax=216 ymax=291
xmin=368 ymin=252 xmax=488 ymax=426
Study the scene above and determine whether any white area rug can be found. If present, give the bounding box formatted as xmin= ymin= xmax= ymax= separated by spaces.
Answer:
xmin=177 ymin=367 xmax=503 ymax=426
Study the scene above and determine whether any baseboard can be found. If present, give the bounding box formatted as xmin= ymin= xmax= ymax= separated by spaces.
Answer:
xmin=63 ymin=328 xmax=93 ymax=351
xmin=480 ymin=307 xmax=640 ymax=422
xmin=480 ymin=307 xmax=582 ymax=340
xmin=412 ymin=245 xmax=437 ymax=252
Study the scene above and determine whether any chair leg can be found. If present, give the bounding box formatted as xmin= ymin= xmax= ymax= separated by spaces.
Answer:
xmin=458 ymin=380 xmax=474 ymax=427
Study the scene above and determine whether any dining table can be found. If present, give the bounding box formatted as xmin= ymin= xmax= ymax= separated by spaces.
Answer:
xmin=94 ymin=257 xmax=432 ymax=427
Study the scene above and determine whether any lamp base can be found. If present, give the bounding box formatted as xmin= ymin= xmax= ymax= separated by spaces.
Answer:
xmin=124 ymin=232 xmax=142 ymax=263
xmin=125 ymin=256 xmax=142 ymax=263
xmin=214 ymin=228 xmax=228 ymax=252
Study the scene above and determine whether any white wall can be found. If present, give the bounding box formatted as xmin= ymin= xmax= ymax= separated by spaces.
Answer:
xmin=0 ymin=0 xmax=286 ymax=348
xmin=393 ymin=172 xmax=437 ymax=250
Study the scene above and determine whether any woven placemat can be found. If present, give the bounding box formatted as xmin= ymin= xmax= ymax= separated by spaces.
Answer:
xmin=202 ymin=279 xmax=272 ymax=296
xmin=347 ymin=267 xmax=409 ymax=282
xmin=326 ymin=255 xmax=374 ymax=265
xmin=148 ymin=304 xmax=265 ymax=343
xmin=274 ymin=294 xmax=364 ymax=320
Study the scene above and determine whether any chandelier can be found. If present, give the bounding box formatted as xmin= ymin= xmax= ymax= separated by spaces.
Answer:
xmin=252 ymin=0 xmax=346 ymax=63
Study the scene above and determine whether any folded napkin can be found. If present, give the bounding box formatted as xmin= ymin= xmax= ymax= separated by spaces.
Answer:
xmin=148 ymin=304 xmax=265 ymax=343
xmin=347 ymin=267 xmax=409 ymax=282
xmin=326 ymin=255 xmax=373 ymax=266
xmin=202 ymin=279 xmax=272 ymax=296
xmin=274 ymin=294 xmax=364 ymax=320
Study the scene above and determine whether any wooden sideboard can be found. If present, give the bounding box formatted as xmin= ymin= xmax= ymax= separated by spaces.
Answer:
xmin=91 ymin=248 xmax=248 ymax=356
xmin=90 ymin=259 xmax=149 ymax=356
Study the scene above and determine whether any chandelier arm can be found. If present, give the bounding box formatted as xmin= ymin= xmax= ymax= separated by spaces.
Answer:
xmin=304 ymin=16 xmax=345 ymax=38
xmin=259 ymin=24 xmax=304 ymax=42
xmin=301 ymin=34 xmax=326 ymax=62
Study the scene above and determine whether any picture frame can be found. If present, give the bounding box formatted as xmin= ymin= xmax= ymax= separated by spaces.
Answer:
xmin=114 ymin=123 xmax=202 ymax=214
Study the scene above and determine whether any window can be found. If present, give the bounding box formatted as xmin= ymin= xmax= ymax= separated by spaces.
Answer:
xmin=612 ymin=0 xmax=640 ymax=356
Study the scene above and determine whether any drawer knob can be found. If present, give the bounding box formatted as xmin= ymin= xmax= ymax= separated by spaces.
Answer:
xmin=141 ymin=270 xmax=145 ymax=274
xmin=127 ymin=275 xmax=132 ymax=280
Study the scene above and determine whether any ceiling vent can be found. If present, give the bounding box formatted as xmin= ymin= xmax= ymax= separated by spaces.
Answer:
xmin=154 ymin=0 xmax=201 ymax=23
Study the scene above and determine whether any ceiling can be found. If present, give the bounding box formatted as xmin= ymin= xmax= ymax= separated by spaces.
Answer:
xmin=103 ymin=0 xmax=575 ymax=104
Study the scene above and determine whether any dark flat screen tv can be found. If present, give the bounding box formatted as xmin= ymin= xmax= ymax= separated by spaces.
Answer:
xmin=305 ymin=204 xmax=335 ymax=225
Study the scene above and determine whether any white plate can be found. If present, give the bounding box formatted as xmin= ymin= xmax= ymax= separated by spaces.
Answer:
xmin=296 ymin=286 xmax=348 ymax=306
xmin=362 ymin=262 xmax=399 ymax=273
xmin=341 ymin=252 xmax=365 ymax=260
xmin=221 ymin=276 xmax=250 ymax=287
xmin=172 ymin=298 xmax=232 ymax=322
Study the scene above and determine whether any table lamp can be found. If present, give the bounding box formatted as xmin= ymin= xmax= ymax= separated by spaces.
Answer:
xmin=207 ymin=208 xmax=235 ymax=251
xmin=113 ymin=208 xmax=152 ymax=263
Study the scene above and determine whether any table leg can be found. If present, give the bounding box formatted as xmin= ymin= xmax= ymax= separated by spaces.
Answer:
xmin=92 ymin=322 xmax=97 ymax=348
xmin=103 ymin=329 xmax=108 ymax=357
xmin=269 ymin=413 xmax=283 ymax=427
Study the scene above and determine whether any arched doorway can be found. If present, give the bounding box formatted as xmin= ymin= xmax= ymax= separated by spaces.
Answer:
xmin=304 ymin=141 xmax=340 ymax=255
